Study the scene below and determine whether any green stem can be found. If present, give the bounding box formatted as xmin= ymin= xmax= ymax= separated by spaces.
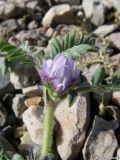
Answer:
xmin=77 ymin=85 xmax=120 ymax=92
xmin=41 ymin=101 xmax=55 ymax=158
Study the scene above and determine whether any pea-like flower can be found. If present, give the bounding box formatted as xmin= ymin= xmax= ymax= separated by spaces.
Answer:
xmin=40 ymin=53 xmax=80 ymax=93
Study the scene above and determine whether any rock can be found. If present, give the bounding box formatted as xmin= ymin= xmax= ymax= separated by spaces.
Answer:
xmin=24 ymin=96 xmax=42 ymax=107
xmin=12 ymin=94 xmax=27 ymax=118
xmin=93 ymin=24 xmax=118 ymax=37
xmin=0 ymin=1 xmax=16 ymax=19
xmin=0 ymin=102 xmax=7 ymax=127
xmin=10 ymin=64 xmax=40 ymax=89
xmin=45 ymin=27 xmax=54 ymax=38
xmin=26 ymin=0 xmax=39 ymax=10
xmin=0 ymin=74 xmax=14 ymax=98
xmin=9 ymin=29 xmax=47 ymax=46
xmin=54 ymin=0 xmax=80 ymax=5
xmin=82 ymin=116 xmax=118 ymax=160
xmin=55 ymin=93 xmax=90 ymax=160
xmin=106 ymin=105 xmax=120 ymax=122
xmin=42 ymin=4 xmax=74 ymax=27
xmin=107 ymin=32 xmax=120 ymax=50
xmin=1 ymin=19 xmax=18 ymax=32
xmin=82 ymin=0 xmax=111 ymax=26
xmin=107 ymin=0 xmax=120 ymax=10
xmin=0 ymin=58 xmax=14 ymax=97
xmin=117 ymin=148 xmax=120 ymax=158
xmin=22 ymin=105 xmax=44 ymax=144
xmin=22 ymin=85 xmax=43 ymax=97
xmin=82 ymin=63 xmax=101 ymax=83
xmin=15 ymin=126 xmax=26 ymax=138
xmin=113 ymin=92 xmax=120 ymax=106
xmin=19 ymin=131 xmax=32 ymax=155
xmin=0 ymin=135 xmax=16 ymax=156
xmin=27 ymin=20 xmax=38 ymax=29
xmin=9 ymin=0 xmax=28 ymax=8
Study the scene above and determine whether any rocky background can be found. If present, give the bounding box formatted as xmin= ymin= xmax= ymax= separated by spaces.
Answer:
xmin=0 ymin=0 xmax=120 ymax=160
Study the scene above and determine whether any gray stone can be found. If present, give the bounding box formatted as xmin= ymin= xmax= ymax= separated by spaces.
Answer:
xmin=83 ymin=116 xmax=118 ymax=160
xmin=0 ymin=58 xmax=14 ymax=97
xmin=0 ymin=102 xmax=7 ymax=127
xmin=113 ymin=92 xmax=120 ymax=106
xmin=22 ymin=105 xmax=44 ymax=144
xmin=1 ymin=19 xmax=18 ymax=32
xmin=12 ymin=94 xmax=27 ymax=118
xmin=82 ymin=0 xmax=111 ymax=26
xmin=55 ymin=93 xmax=90 ymax=160
xmin=9 ymin=0 xmax=28 ymax=8
xmin=0 ymin=135 xmax=16 ymax=157
xmin=27 ymin=20 xmax=38 ymax=30
xmin=42 ymin=4 xmax=74 ymax=27
xmin=107 ymin=0 xmax=120 ymax=10
xmin=19 ymin=131 xmax=32 ymax=156
xmin=22 ymin=85 xmax=43 ymax=97
xmin=93 ymin=24 xmax=118 ymax=37
xmin=10 ymin=64 xmax=40 ymax=89
xmin=107 ymin=32 xmax=120 ymax=50
xmin=54 ymin=0 xmax=80 ymax=5
xmin=26 ymin=0 xmax=39 ymax=10
xmin=0 ymin=1 xmax=16 ymax=19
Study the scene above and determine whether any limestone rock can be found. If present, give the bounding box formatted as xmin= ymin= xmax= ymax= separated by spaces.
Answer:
xmin=113 ymin=92 xmax=120 ymax=106
xmin=0 ymin=1 xmax=16 ymax=19
xmin=93 ymin=24 xmax=118 ymax=37
xmin=42 ymin=4 xmax=74 ymax=27
xmin=12 ymin=94 xmax=27 ymax=118
xmin=82 ymin=0 xmax=111 ymax=26
xmin=107 ymin=0 xmax=120 ymax=10
xmin=10 ymin=64 xmax=40 ymax=89
xmin=55 ymin=93 xmax=90 ymax=160
xmin=19 ymin=131 xmax=32 ymax=155
xmin=22 ymin=105 xmax=44 ymax=144
xmin=22 ymin=85 xmax=43 ymax=97
xmin=107 ymin=32 xmax=120 ymax=50
xmin=83 ymin=116 xmax=118 ymax=160
xmin=24 ymin=96 xmax=42 ymax=107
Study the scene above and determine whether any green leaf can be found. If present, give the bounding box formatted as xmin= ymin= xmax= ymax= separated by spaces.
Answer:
xmin=63 ymin=44 xmax=96 ymax=58
xmin=47 ymin=31 xmax=97 ymax=59
xmin=112 ymin=68 xmax=120 ymax=85
xmin=68 ymin=90 xmax=78 ymax=107
xmin=92 ymin=66 xmax=105 ymax=85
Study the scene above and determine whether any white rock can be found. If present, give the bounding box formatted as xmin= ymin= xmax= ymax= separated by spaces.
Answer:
xmin=93 ymin=24 xmax=118 ymax=37
xmin=22 ymin=105 xmax=43 ymax=144
xmin=0 ymin=1 xmax=15 ymax=19
xmin=107 ymin=0 xmax=120 ymax=10
xmin=83 ymin=116 xmax=118 ymax=160
xmin=12 ymin=94 xmax=26 ymax=118
xmin=42 ymin=4 xmax=74 ymax=27
xmin=82 ymin=0 xmax=111 ymax=26
xmin=55 ymin=93 xmax=90 ymax=160
xmin=22 ymin=85 xmax=43 ymax=97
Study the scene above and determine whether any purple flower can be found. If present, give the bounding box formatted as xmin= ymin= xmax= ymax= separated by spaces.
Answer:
xmin=40 ymin=53 xmax=80 ymax=93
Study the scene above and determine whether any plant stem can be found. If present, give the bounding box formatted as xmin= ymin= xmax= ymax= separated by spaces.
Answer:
xmin=41 ymin=101 xmax=55 ymax=159
xmin=77 ymin=85 xmax=120 ymax=92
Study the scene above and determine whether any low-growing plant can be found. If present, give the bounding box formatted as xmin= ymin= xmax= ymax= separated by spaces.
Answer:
xmin=0 ymin=32 xmax=120 ymax=160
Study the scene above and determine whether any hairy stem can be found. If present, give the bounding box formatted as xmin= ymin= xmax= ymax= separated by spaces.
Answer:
xmin=41 ymin=101 xmax=55 ymax=159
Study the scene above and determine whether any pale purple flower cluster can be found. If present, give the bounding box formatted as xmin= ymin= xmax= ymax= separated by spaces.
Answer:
xmin=40 ymin=53 xmax=80 ymax=93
